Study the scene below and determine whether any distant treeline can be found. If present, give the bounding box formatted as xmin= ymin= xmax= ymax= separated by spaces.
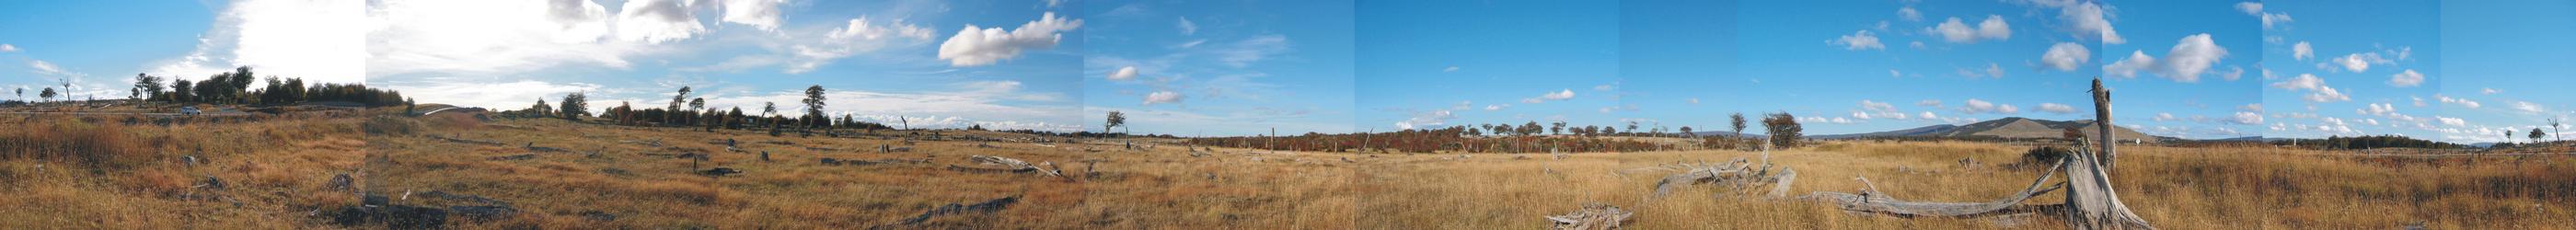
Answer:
xmin=128 ymin=66 xmax=407 ymax=107
xmin=1184 ymin=127 xmax=1671 ymax=154
xmin=497 ymin=86 xmax=904 ymax=137
xmin=2268 ymin=135 xmax=2466 ymax=150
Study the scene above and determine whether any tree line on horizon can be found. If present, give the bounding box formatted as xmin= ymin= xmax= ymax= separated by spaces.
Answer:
xmin=5 ymin=66 xmax=405 ymax=108
xmin=500 ymin=85 xmax=903 ymax=137
xmin=1179 ymin=112 xmax=1808 ymax=154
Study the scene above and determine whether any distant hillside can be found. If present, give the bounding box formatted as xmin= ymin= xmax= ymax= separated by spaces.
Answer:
xmin=1686 ymin=131 xmax=1765 ymax=138
xmin=2209 ymin=136 xmax=2271 ymax=142
xmin=1814 ymin=117 xmax=2168 ymax=143
xmin=1810 ymin=124 xmax=1959 ymax=139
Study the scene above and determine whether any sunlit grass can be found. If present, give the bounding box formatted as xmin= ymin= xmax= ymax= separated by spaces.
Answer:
xmin=4 ymin=107 xmax=2564 ymax=228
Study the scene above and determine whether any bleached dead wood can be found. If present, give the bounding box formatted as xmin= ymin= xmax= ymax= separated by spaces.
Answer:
xmin=1788 ymin=78 xmax=2153 ymax=229
xmin=948 ymin=155 xmax=1072 ymax=181
xmin=2063 ymin=139 xmax=2153 ymax=229
xmin=1650 ymin=157 xmax=1799 ymax=199
xmin=1802 ymin=159 xmax=2066 ymax=218
xmin=2072 ymin=78 xmax=2154 ymax=229
xmin=1545 ymin=202 xmax=1633 ymax=230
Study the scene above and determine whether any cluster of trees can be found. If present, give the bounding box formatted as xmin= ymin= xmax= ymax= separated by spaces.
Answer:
xmin=1184 ymin=127 xmax=1670 ymax=154
xmin=503 ymin=85 xmax=893 ymax=136
xmin=2269 ymin=135 xmax=2466 ymax=150
xmin=1172 ymin=111 xmax=1808 ymax=154
xmin=123 ymin=67 xmax=405 ymax=107
xmin=1449 ymin=121 xmax=1695 ymax=138
xmin=1692 ymin=112 xmax=1806 ymax=150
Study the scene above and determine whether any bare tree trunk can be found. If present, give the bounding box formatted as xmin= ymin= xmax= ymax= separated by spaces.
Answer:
xmin=2070 ymin=78 xmax=2153 ymax=229
xmin=2091 ymin=78 xmax=2117 ymax=171
xmin=1800 ymin=78 xmax=2153 ymax=229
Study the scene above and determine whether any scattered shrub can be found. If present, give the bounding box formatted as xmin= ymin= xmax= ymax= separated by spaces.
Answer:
xmin=2012 ymin=145 xmax=2072 ymax=170
xmin=365 ymin=116 xmax=422 ymax=135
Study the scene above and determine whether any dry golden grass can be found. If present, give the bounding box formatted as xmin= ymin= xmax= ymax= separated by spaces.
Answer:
xmin=363 ymin=114 xmax=2576 ymax=229
xmin=0 ymin=110 xmax=367 ymax=229
xmin=14 ymin=106 xmax=2559 ymax=229
xmin=368 ymin=116 xmax=1362 ymax=229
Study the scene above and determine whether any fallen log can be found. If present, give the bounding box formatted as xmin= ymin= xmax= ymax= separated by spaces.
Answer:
xmin=1649 ymin=157 xmax=1798 ymax=199
xmin=951 ymin=155 xmax=1072 ymax=181
xmin=1801 ymin=158 xmax=2065 ymax=218
xmin=1544 ymin=202 xmax=1633 ymax=230
xmin=1759 ymin=78 xmax=2154 ymax=229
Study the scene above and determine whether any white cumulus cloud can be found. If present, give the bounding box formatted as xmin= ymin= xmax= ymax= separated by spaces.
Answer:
xmin=2041 ymin=42 xmax=2090 ymax=71
xmin=1927 ymin=16 xmax=2010 ymax=43
xmin=1142 ymin=90 xmax=1184 ymax=105
xmin=2270 ymin=74 xmax=2349 ymax=103
xmin=2436 ymin=95 xmax=2482 ymax=109
xmin=1525 ymin=89 xmax=1576 ymax=103
xmin=2292 ymin=41 xmax=2313 ymax=61
xmin=718 ymin=0 xmax=785 ymax=31
xmin=1108 ymin=66 xmax=1138 ymax=81
xmin=2102 ymin=34 xmax=2228 ymax=83
xmin=2232 ymin=111 xmax=2263 ymax=124
xmin=614 ymin=0 xmax=707 ymax=43
xmin=939 ymin=12 xmax=1083 ymax=67
xmin=1832 ymin=30 xmax=1885 ymax=50
xmin=2058 ymin=2 xmax=2122 ymax=44
xmin=2388 ymin=69 xmax=2423 ymax=87
xmin=1960 ymin=98 xmax=2016 ymax=114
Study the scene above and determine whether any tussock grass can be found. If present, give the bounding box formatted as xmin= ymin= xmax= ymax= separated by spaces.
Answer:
xmin=0 ymin=111 xmax=369 ymax=229
xmin=0 ymin=117 xmax=151 ymax=168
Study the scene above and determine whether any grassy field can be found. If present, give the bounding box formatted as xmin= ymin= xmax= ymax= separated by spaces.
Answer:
xmin=2 ymin=106 xmax=2569 ymax=229
xmin=353 ymin=113 xmax=2574 ymax=229
xmin=0 ymin=107 xmax=366 ymax=229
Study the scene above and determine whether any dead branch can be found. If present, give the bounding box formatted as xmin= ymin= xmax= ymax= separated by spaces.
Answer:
xmin=1801 ymin=159 xmax=2066 ymax=218
xmin=949 ymin=155 xmax=1073 ymax=181
xmin=1545 ymin=202 xmax=1634 ymax=230
xmin=1650 ymin=157 xmax=1798 ymax=199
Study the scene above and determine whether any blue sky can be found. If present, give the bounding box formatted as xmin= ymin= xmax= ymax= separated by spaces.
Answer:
xmin=1081 ymin=0 xmax=1356 ymax=136
xmin=1726 ymin=0 xmax=2113 ymax=136
xmin=1357 ymin=0 xmax=1623 ymax=132
xmin=2429 ymin=0 xmax=2575 ymax=144
xmin=6 ymin=0 xmax=2572 ymax=142
xmin=2254 ymin=0 xmax=2576 ymax=144
xmin=0 ymin=1 xmax=222 ymax=100
xmin=2259 ymin=0 xmax=2443 ymax=140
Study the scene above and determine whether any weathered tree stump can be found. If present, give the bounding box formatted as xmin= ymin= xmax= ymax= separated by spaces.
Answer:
xmin=1791 ymin=78 xmax=2153 ymax=229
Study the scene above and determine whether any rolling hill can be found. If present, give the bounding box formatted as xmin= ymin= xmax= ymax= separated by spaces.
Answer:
xmin=1813 ymin=117 xmax=2169 ymax=143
